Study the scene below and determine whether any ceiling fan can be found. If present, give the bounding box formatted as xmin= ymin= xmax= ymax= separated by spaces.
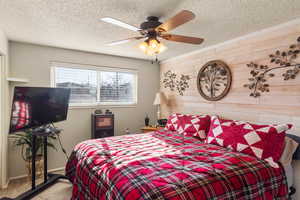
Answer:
xmin=101 ymin=10 xmax=204 ymax=56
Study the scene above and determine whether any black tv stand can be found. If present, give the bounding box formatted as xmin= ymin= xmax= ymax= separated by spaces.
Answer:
xmin=1 ymin=125 xmax=70 ymax=200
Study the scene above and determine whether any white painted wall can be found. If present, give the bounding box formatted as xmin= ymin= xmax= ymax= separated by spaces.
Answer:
xmin=0 ymin=31 xmax=7 ymax=54
xmin=8 ymin=41 xmax=160 ymax=179
xmin=0 ymin=29 xmax=9 ymax=188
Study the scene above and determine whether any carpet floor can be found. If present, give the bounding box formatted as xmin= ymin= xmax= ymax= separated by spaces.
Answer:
xmin=0 ymin=172 xmax=72 ymax=199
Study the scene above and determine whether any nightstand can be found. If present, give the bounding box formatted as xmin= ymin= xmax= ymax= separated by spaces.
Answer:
xmin=141 ymin=126 xmax=163 ymax=133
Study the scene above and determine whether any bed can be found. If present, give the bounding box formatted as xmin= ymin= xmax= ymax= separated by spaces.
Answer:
xmin=66 ymin=129 xmax=288 ymax=200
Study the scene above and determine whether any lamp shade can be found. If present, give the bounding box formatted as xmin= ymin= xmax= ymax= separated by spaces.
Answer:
xmin=153 ymin=92 xmax=166 ymax=105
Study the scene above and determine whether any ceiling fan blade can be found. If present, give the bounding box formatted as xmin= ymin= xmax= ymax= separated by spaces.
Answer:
xmin=155 ymin=10 xmax=195 ymax=32
xmin=101 ymin=17 xmax=141 ymax=32
xmin=160 ymin=34 xmax=204 ymax=44
xmin=106 ymin=36 xmax=145 ymax=46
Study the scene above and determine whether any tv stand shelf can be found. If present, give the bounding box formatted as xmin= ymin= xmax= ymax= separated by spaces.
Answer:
xmin=1 ymin=125 xmax=70 ymax=200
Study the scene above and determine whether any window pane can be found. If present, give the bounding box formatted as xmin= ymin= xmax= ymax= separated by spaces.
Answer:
xmin=100 ymin=71 xmax=136 ymax=103
xmin=54 ymin=67 xmax=97 ymax=104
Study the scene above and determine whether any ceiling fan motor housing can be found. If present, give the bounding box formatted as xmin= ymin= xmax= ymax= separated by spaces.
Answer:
xmin=140 ymin=16 xmax=162 ymax=30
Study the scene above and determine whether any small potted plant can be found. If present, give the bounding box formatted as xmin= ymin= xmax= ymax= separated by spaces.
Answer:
xmin=9 ymin=129 xmax=59 ymax=179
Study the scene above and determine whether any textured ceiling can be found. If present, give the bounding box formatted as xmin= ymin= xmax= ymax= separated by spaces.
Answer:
xmin=0 ymin=0 xmax=300 ymax=61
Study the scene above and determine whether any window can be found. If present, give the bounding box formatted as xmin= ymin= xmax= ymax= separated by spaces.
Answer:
xmin=51 ymin=63 xmax=137 ymax=106
xmin=54 ymin=67 xmax=97 ymax=104
xmin=100 ymin=71 xmax=136 ymax=103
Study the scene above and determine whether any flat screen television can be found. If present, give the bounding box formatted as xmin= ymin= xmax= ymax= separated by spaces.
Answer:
xmin=9 ymin=87 xmax=71 ymax=133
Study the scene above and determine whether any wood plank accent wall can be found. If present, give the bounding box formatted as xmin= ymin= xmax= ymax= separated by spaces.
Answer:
xmin=160 ymin=20 xmax=300 ymax=198
xmin=160 ymin=20 xmax=300 ymax=134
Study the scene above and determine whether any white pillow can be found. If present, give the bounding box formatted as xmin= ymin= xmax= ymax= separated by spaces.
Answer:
xmin=279 ymin=137 xmax=299 ymax=165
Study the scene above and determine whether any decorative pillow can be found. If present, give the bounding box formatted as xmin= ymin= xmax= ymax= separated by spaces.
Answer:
xmin=206 ymin=116 xmax=292 ymax=167
xmin=177 ymin=114 xmax=211 ymax=138
xmin=165 ymin=113 xmax=182 ymax=131
xmin=279 ymin=137 xmax=299 ymax=165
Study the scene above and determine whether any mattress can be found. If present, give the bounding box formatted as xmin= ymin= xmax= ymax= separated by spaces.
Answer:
xmin=66 ymin=130 xmax=288 ymax=200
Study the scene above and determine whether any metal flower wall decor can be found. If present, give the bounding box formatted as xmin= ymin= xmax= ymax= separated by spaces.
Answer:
xmin=244 ymin=36 xmax=300 ymax=97
xmin=162 ymin=70 xmax=190 ymax=95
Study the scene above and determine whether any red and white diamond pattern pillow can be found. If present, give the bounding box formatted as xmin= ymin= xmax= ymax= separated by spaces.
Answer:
xmin=177 ymin=114 xmax=211 ymax=138
xmin=165 ymin=113 xmax=183 ymax=131
xmin=206 ymin=117 xmax=235 ymax=147
xmin=206 ymin=116 xmax=292 ymax=168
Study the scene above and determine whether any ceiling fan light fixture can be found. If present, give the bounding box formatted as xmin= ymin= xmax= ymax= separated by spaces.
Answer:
xmin=138 ymin=38 xmax=167 ymax=56
xmin=149 ymin=38 xmax=159 ymax=49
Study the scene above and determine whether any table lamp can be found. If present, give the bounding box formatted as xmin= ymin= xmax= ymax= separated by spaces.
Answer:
xmin=153 ymin=92 xmax=166 ymax=120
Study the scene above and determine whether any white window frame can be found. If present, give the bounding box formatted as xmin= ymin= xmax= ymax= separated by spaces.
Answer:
xmin=50 ymin=62 xmax=138 ymax=108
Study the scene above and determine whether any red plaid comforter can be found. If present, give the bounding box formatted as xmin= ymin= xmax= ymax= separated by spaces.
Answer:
xmin=66 ymin=130 xmax=288 ymax=200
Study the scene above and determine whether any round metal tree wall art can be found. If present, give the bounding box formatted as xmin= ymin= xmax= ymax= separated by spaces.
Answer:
xmin=197 ymin=60 xmax=232 ymax=101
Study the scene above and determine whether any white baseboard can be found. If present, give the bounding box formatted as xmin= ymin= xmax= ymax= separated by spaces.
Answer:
xmin=0 ymin=180 xmax=9 ymax=189
xmin=8 ymin=166 xmax=65 ymax=183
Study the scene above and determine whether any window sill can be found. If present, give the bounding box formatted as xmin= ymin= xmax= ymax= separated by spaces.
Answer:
xmin=69 ymin=103 xmax=137 ymax=110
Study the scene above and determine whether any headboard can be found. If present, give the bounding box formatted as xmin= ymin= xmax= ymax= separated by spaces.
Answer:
xmin=287 ymin=134 xmax=300 ymax=160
